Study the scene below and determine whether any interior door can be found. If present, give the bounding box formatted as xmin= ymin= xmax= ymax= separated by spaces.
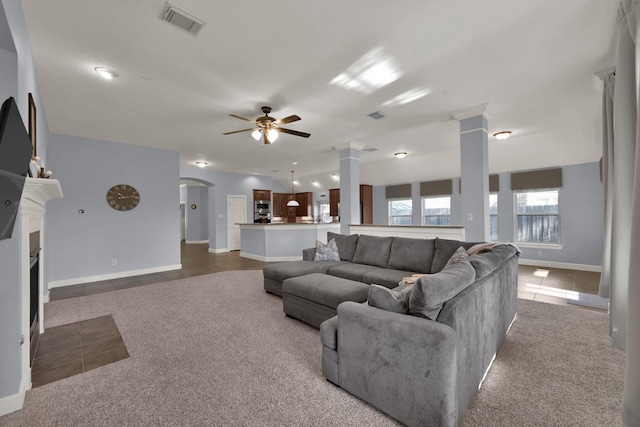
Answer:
xmin=227 ymin=195 xmax=246 ymax=251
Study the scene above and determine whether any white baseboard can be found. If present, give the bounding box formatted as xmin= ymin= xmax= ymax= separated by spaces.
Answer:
xmin=518 ymin=259 xmax=602 ymax=272
xmin=208 ymin=248 xmax=229 ymax=254
xmin=0 ymin=379 xmax=27 ymax=417
xmin=239 ymin=252 xmax=302 ymax=262
xmin=185 ymin=240 xmax=208 ymax=244
xmin=48 ymin=264 xmax=183 ymax=288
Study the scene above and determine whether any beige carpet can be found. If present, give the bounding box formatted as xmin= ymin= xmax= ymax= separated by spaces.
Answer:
xmin=0 ymin=271 xmax=625 ymax=426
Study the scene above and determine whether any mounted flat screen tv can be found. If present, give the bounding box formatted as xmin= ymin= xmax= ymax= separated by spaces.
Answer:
xmin=0 ymin=97 xmax=33 ymax=241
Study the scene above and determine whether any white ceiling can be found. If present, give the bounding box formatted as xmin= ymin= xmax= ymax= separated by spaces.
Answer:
xmin=21 ymin=0 xmax=618 ymax=192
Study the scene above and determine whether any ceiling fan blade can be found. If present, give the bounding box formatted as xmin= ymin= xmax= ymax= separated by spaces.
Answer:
xmin=222 ymin=128 xmax=255 ymax=135
xmin=276 ymin=115 xmax=301 ymax=125
xmin=229 ymin=114 xmax=256 ymax=122
xmin=278 ymin=128 xmax=311 ymax=138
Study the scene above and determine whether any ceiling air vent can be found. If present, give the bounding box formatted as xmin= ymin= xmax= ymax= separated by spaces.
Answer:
xmin=367 ymin=111 xmax=387 ymax=120
xmin=160 ymin=3 xmax=206 ymax=35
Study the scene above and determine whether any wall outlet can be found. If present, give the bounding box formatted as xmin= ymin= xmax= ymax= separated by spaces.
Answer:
xmin=537 ymin=251 xmax=542 ymax=257
xmin=112 ymin=259 xmax=117 ymax=265
xmin=466 ymin=213 xmax=473 ymax=221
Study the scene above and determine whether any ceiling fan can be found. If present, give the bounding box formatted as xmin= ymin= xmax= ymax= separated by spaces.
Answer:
xmin=223 ymin=106 xmax=311 ymax=145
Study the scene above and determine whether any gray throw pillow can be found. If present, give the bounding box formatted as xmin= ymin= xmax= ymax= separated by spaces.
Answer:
xmin=313 ymin=238 xmax=341 ymax=261
xmin=409 ymin=251 xmax=476 ymax=320
xmin=367 ymin=282 xmax=413 ymax=314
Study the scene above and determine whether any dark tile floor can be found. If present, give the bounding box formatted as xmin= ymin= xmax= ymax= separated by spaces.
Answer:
xmin=36 ymin=243 xmax=604 ymax=388
xmin=31 ymin=315 xmax=128 ymax=388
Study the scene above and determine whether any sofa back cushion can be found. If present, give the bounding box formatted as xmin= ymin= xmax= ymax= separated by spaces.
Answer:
xmin=327 ymin=232 xmax=359 ymax=262
xmin=386 ymin=237 xmax=435 ymax=274
xmin=352 ymin=235 xmax=393 ymax=268
xmin=430 ymin=238 xmax=481 ymax=273
xmin=468 ymin=244 xmax=519 ymax=280
xmin=410 ymin=248 xmax=476 ymax=320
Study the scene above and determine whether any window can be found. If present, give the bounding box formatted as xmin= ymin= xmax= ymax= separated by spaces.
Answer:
xmin=389 ymin=199 xmax=412 ymax=225
xmin=319 ymin=203 xmax=331 ymax=223
xmin=489 ymin=193 xmax=498 ymax=241
xmin=515 ymin=190 xmax=559 ymax=244
xmin=422 ymin=196 xmax=450 ymax=225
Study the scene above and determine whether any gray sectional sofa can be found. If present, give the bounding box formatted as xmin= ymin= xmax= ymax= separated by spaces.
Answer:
xmin=262 ymin=232 xmax=519 ymax=427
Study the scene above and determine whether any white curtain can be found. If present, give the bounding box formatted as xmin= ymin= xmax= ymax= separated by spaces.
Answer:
xmin=600 ymin=1 xmax=640 ymax=425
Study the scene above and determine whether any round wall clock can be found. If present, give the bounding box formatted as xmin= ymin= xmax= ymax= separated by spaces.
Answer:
xmin=106 ymin=184 xmax=140 ymax=211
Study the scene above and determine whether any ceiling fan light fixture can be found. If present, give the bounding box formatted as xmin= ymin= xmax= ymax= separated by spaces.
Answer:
xmin=493 ymin=131 xmax=512 ymax=140
xmin=267 ymin=128 xmax=279 ymax=142
xmin=251 ymin=130 xmax=261 ymax=140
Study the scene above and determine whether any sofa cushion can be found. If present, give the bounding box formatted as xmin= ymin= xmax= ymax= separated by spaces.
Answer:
xmin=352 ymin=235 xmax=393 ymax=268
xmin=283 ymin=273 xmax=370 ymax=309
xmin=367 ymin=282 xmax=413 ymax=314
xmin=410 ymin=250 xmax=476 ymax=320
xmin=430 ymin=238 xmax=481 ymax=273
xmin=327 ymin=263 xmax=383 ymax=282
xmin=263 ymin=260 xmax=345 ymax=283
xmin=361 ymin=268 xmax=413 ymax=289
xmin=468 ymin=244 xmax=519 ymax=280
xmin=386 ymin=237 xmax=435 ymax=274
xmin=327 ymin=232 xmax=359 ymax=262
xmin=313 ymin=238 xmax=341 ymax=261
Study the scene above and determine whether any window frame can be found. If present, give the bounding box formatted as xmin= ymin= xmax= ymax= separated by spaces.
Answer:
xmin=489 ymin=193 xmax=498 ymax=241
xmin=513 ymin=188 xmax=562 ymax=249
xmin=388 ymin=198 xmax=413 ymax=225
xmin=421 ymin=195 xmax=451 ymax=226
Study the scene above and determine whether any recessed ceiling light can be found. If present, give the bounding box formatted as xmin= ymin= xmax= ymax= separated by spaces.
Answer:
xmin=195 ymin=161 xmax=208 ymax=168
xmin=493 ymin=131 xmax=512 ymax=140
xmin=94 ymin=67 xmax=116 ymax=80
xmin=394 ymin=151 xmax=407 ymax=159
xmin=312 ymin=181 xmax=320 ymax=187
xmin=292 ymin=162 xmax=298 ymax=165
xmin=331 ymin=174 xmax=339 ymax=180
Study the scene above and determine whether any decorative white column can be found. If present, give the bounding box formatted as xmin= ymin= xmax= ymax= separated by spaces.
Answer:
xmin=452 ymin=104 xmax=490 ymax=242
xmin=334 ymin=141 xmax=364 ymax=234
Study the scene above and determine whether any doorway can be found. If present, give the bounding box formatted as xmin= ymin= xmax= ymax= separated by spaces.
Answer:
xmin=227 ymin=195 xmax=246 ymax=251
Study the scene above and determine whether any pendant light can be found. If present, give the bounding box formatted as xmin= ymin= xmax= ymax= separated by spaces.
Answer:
xmin=286 ymin=171 xmax=300 ymax=207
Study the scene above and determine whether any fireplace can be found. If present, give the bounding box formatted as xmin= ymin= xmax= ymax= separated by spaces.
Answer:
xmin=29 ymin=231 xmax=40 ymax=365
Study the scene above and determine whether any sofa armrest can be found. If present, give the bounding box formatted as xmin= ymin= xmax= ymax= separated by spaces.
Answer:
xmin=302 ymin=247 xmax=315 ymax=261
xmin=336 ymin=301 xmax=459 ymax=427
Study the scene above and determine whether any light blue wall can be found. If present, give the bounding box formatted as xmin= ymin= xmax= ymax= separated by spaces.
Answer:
xmin=45 ymin=134 xmax=181 ymax=284
xmin=372 ymin=162 xmax=604 ymax=267
xmin=180 ymin=166 xmax=276 ymax=251
xmin=0 ymin=0 xmax=50 ymax=403
xmin=185 ymin=186 xmax=208 ymax=242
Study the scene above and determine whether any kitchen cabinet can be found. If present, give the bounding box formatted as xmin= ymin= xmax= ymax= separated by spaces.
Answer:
xmin=253 ymin=189 xmax=271 ymax=202
xmin=295 ymin=192 xmax=312 ymax=217
xmin=329 ymin=188 xmax=340 ymax=216
xmin=272 ymin=193 xmax=288 ymax=217
xmin=272 ymin=192 xmax=312 ymax=219
xmin=360 ymin=184 xmax=373 ymax=224
xmin=328 ymin=185 xmax=373 ymax=224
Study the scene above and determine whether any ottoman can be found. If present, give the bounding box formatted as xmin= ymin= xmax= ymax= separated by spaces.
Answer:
xmin=282 ymin=273 xmax=370 ymax=328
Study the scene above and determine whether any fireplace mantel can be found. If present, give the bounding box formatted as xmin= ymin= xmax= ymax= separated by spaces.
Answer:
xmin=18 ymin=177 xmax=62 ymax=394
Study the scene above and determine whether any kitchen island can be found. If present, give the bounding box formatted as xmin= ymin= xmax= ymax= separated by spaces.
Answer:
xmin=239 ymin=223 xmax=340 ymax=262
